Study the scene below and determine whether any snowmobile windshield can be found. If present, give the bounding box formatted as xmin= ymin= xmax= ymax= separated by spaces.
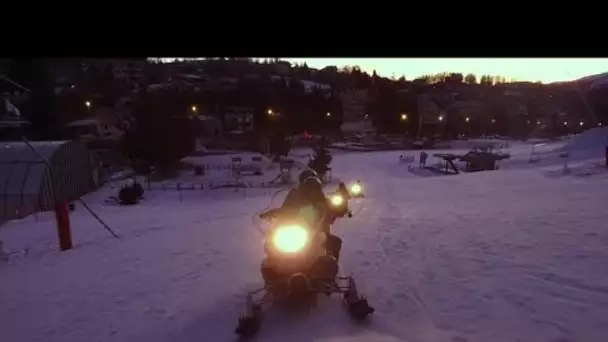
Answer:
xmin=296 ymin=204 xmax=324 ymax=229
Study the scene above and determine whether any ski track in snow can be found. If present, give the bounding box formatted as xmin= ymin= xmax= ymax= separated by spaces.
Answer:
xmin=1 ymin=144 xmax=608 ymax=342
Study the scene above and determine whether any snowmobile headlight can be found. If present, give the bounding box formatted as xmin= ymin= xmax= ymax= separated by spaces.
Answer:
xmin=330 ymin=194 xmax=344 ymax=207
xmin=350 ymin=183 xmax=362 ymax=195
xmin=272 ymin=224 xmax=309 ymax=254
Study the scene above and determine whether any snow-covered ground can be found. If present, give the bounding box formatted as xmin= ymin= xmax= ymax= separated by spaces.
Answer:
xmin=1 ymin=130 xmax=608 ymax=342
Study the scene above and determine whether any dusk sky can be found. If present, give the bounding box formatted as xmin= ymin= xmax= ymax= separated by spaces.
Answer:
xmin=282 ymin=58 xmax=608 ymax=84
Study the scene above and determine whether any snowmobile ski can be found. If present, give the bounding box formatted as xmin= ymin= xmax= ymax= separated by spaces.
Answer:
xmin=234 ymin=276 xmax=374 ymax=337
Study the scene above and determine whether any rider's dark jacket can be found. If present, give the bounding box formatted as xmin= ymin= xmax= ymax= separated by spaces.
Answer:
xmin=263 ymin=187 xmax=336 ymax=232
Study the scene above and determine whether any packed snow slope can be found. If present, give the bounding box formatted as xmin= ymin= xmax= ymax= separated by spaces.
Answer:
xmin=562 ymin=127 xmax=608 ymax=153
xmin=1 ymin=152 xmax=608 ymax=342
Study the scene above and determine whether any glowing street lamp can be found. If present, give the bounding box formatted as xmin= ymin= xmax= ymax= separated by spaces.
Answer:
xmin=191 ymin=105 xmax=198 ymax=113
xmin=267 ymin=108 xmax=274 ymax=116
xmin=85 ymin=101 xmax=91 ymax=109
xmin=400 ymin=113 xmax=408 ymax=121
xmin=438 ymin=115 xmax=444 ymax=122
xmin=326 ymin=112 xmax=331 ymax=117
xmin=579 ymin=121 xmax=584 ymax=127
xmin=564 ymin=121 xmax=568 ymax=126
xmin=491 ymin=118 xmax=496 ymax=124
xmin=465 ymin=117 xmax=470 ymax=123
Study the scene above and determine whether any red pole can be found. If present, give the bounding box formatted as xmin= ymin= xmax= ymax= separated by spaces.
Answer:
xmin=55 ymin=201 xmax=73 ymax=251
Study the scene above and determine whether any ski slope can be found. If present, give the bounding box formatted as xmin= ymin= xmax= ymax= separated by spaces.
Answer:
xmin=1 ymin=140 xmax=608 ymax=342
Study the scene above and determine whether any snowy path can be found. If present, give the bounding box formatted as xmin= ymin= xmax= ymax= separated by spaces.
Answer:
xmin=2 ymin=152 xmax=608 ymax=342
xmin=341 ymin=169 xmax=608 ymax=342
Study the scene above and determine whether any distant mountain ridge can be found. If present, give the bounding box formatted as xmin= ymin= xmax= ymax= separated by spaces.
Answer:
xmin=568 ymin=72 xmax=608 ymax=91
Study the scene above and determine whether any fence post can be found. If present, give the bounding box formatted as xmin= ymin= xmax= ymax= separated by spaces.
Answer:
xmin=0 ymin=239 xmax=8 ymax=262
xmin=55 ymin=201 xmax=73 ymax=251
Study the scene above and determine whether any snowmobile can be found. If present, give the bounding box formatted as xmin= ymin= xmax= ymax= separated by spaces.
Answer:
xmin=349 ymin=181 xmax=364 ymax=198
xmin=328 ymin=190 xmax=353 ymax=219
xmin=235 ymin=192 xmax=374 ymax=337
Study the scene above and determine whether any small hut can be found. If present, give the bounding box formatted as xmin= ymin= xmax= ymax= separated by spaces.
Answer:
xmin=459 ymin=144 xmax=510 ymax=172
xmin=0 ymin=140 xmax=100 ymax=220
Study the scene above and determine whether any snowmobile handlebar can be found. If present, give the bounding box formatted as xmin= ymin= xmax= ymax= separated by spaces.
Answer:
xmin=260 ymin=205 xmax=351 ymax=223
xmin=259 ymin=208 xmax=282 ymax=221
xmin=259 ymin=185 xmax=355 ymax=222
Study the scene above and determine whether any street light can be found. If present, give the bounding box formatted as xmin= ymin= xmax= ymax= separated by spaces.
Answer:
xmin=491 ymin=118 xmax=496 ymax=124
xmin=191 ymin=105 xmax=198 ymax=113
xmin=85 ymin=101 xmax=91 ymax=109
xmin=465 ymin=117 xmax=470 ymax=123
xmin=438 ymin=115 xmax=444 ymax=122
xmin=326 ymin=112 xmax=331 ymax=117
xmin=579 ymin=121 xmax=584 ymax=127
xmin=267 ymin=108 xmax=274 ymax=116
xmin=400 ymin=113 xmax=408 ymax=121
xmin=564 ymin=121 xmax=568 ymax=126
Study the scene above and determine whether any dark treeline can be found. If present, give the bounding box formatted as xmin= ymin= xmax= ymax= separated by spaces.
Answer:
xmin=142 ymin=58 xmax=604 ymax=139
xmin=4 ymin=58 xmax=606 ymax=142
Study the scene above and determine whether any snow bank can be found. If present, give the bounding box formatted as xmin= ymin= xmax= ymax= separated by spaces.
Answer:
xmin=543 ymin=158 xmax=608 ymax=179
xmin=564 ymin=127 xmax=608 ymax=152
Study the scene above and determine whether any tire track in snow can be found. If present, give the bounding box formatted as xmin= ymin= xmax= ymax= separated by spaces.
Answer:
xmin=359 ymin=188 xmax=447 ymax=341
xmin=382 ymin=233 xmax=445 ymax=341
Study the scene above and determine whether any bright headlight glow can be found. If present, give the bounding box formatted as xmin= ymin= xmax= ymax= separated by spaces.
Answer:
xmin=272 ymin=225 xmax=309 ymax=253
xmin=351 ymin=184 xmax=362 ymax=194
xmin=330 ymin=194 xmax=344 ymax=206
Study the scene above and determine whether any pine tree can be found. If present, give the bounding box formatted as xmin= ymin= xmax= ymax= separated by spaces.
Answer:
xmin=308 ymin=140 xmax=332 ymax=177
xmin=464 ymin=73 xmax=477 ymax=84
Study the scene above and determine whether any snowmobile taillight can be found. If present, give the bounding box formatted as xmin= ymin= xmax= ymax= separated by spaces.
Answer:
xmin=272 ymin=224 xmax=309 ymax=254
xmin=330 ymin=194 xmax=344 ymax=207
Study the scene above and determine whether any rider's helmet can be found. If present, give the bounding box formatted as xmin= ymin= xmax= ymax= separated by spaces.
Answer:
xmin=298 ymin=168 xmax=319 ymax=184
xmin=337 ymin=181 xmax=350 ymax=198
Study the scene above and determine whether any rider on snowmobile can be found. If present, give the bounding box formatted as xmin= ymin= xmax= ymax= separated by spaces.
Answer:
xmin=262 ymin=168 xmax=343 ymax=259
xmin=260 ymin=169 xmax=344 ymax=285
xmin=337 ymin=181 xmax=351 ymax=200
